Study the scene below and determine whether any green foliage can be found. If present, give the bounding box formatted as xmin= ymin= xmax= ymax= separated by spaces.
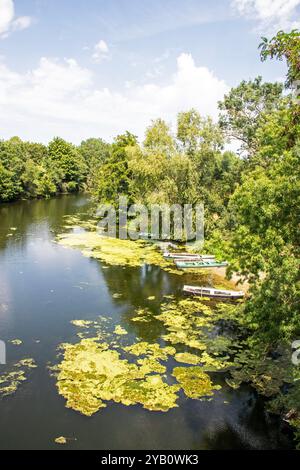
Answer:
xmin=0 ymin=163 xmax=19 ymax=202
xmin=219 ymin=77 xmax=284 ymax=155
xmin=0 ymin=136 xmax=91 ymax=202
xmin=144 ymin=118 xmax=175 ymax=154
xmin=93 ymin=132 xmax=137 ymax=206
xmin=229 ymin=146 xmax=300 ymax=342
xmin=260 ymin=30 xmax=300 ymax=87
xmin=48 ymin=137 xmax=87 ymax=191
xmin=177 ymin=108 xmax=202 ymax=155
xmin=79 ymin=138 xmax=111 ymax=191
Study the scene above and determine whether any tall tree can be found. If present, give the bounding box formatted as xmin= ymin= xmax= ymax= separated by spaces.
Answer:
xmin=94 ymin=132 xmax=137 ymax=205
xmin=218 ymin=77 xmax=283 ymax=156
xmin=48 ymin=137 xmax=87 ymax=192
xmin=260 ymin=30 xmax=300 ymax=87
xmin=144 ymin=119 xmax=175 ymax=154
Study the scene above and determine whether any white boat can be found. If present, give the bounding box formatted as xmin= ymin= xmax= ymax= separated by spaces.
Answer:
xmin=163 ymin=252 xmax=215 ymax=261
xmin=183 ymin=285 xmax=244 ymax=299
xmin=176 ymin=260 xmax=228 ymax=269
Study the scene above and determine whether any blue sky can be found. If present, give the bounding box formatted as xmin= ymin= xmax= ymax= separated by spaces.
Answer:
xmin=0 ymin=0 xmax=299 ymax=143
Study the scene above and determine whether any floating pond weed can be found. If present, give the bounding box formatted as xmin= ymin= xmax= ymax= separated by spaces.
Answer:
xmin=227 ymin=345 xmax=294 ymax=397
xmin=9 ymin=339 xmax=23 ymax=346
xmin=0 ymin=358 xmax=37 ymax=397
xmin=50 ymin=245 xmax=250 ymax=416
xmin=131 ymin=307 xmax=153 ymax=323
xmin=172 ymin=367 xmax=221 ymax=400
xmin=55 ymin=338 xmax=179 ymax=415
xmin=56 ymin=232 xmax=178 ymax=273
xmin=124 ymin=342 xmax=176 ymax=360
xmin=71 ymin=320 xmax=94 ymax=328
xmin=174 ymin=352 xmax=201 ymax=365
xmin=114 ymin=325 xmax=128 ymax=336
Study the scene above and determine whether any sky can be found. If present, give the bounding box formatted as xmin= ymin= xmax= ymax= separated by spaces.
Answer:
xmin=0 ymin=0 xmax=299 ymax=144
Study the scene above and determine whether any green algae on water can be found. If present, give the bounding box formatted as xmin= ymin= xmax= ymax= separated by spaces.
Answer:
xmin=174 ymin=352 xmax=201 ymax=365
xmin=54 ymin=272 xmax=247 ymax=417
xmin=9 ymin=339 xmax=23 ymax=346
xmin=113 ymin=293 xmax=122 ymax=299
xmin=114 ymin=325 xmax=128 ymax=335
xmin=155 ymin=298 xmax=211 ymax=351
xmin=124 ymin=342 xmax=176 ymax=360
xmin=54 ymin=436 xmax=67 ymax=445
xmin=71 ymin=320 xmax=94 ymax=328
xmin=56 ymin=231 xmax=180 ymax=273
xmin=227 ymin=347 xmax=294 ymax=397
xmin=131 ymin=307 xmax=153 ymax=323
xmin=56 ymin=338 xmax=179 ymax=416
xmin=118 ymin=375 xmax=180 ymax=412
xmin=172 ymin=366 xmax=221 ymax=399
xmin=0 ymin=358 xmax=37 ymax=397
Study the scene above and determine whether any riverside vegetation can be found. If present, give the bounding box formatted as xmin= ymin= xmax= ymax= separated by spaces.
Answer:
xmin=1 ymin=30 xmax=300 ymax=447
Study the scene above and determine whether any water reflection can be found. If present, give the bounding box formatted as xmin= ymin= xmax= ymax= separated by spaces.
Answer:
xmin=0 ymin=195 xmax=294 ymax=450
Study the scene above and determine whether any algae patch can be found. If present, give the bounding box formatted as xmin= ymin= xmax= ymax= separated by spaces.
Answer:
xmin=9 ymin=339 xmax=23 ymax=346
xmin=56 ymin=338 xmax=179 ymax=416
xmin=54 ymin=284 xmax=244 ymax=417
xmin=124 ymin=342 xmax=176 ymax=360
xmin=55 ymin=436 xmax=67 ymax=445
xmin=174 ymin=353 xmax=201 ymax=365
xmin=114 ymin=325 xmax=128 ymax=336
xmin=0 ymin=358 xmax=37 ymax=397
xmin=172 ymin=367 xmax=221 ymax=399
xmin=155 ymin=298 xmax=211 ymax=351
xmin=131 ymin=307 xmax=153 ymax=323
xmin=71 ymin=320 xmax=94 ymax=328
xmin=56 ymin=231 xmax=178 ymax=273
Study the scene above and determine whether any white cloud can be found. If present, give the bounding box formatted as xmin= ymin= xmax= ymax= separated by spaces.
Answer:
xmin=0 ymin=53 xmax=228 ymax=144
xmin=12 ymin=15 xmax=32 ymax=31
xmin=0 ymin=0 xmax=32 ymax=37
xmin=232 ymin=0 xmax=300 ymax=31
xmin=92 ymin=40 xmax=109 ymax=63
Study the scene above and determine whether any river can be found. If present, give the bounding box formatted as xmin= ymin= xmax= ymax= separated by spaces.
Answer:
xmin=0 ymin=195 xmax=293 ymax=450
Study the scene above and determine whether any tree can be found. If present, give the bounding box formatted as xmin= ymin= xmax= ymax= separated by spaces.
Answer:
xmin=218 ymin=77 xmax=284 ymax=156
xmin=79 ymin=138 xmax=111 ymax=191
xmin=260 ymin=30 xmax=300 ymax=87
xmin=144 ymin=119 xmax=175 ymax=154
xmin=79 ymin=138 xmax=111 ymax=168
xmin=177 ymin=109 xmax=202 ymax=155
xmin=229 ymin=145 xmax=300 ymax=342
xmin=0 ymin=163 xmax=18 ymax=202
xmin=48 ymin=137 xmax=87 ymax=192
xmin=0 ymin=137 xmax=26 ymax=200
xmin=94 ymin=132 xmax=137 ymax=205
xmin=177 ymin=110 xmax=223 ymax=156
xmin=127 ymin=145 xmax=168 ymax=204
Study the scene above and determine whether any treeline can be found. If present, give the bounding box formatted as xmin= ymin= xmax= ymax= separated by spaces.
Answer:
xmin=0 ymin=136 xmax=110 ymax=202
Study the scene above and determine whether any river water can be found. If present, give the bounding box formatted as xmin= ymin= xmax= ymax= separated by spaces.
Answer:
xmin=0 ymin=195 xmax=293 ymax=450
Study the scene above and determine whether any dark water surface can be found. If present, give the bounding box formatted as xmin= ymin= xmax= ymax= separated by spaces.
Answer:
xmin=0 ymin=195 xmax=293 ymax=450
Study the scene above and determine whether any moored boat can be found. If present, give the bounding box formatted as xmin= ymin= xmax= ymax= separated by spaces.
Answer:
xmin=183 ymin=285 xmax=244 ymax=299
xmin=163 ymin=252 xmax=215 ymax=261
xmin=175 ymin=260 xmax=228 ymax=269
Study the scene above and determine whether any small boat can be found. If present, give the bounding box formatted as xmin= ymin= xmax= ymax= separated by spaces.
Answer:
xmin=183 ymin=285 xmax=244 ymax=299
xmin=175 ymin=260 xmax=228 ymax=269
xmin=163 ymin=252 xmax=215 ymax=261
